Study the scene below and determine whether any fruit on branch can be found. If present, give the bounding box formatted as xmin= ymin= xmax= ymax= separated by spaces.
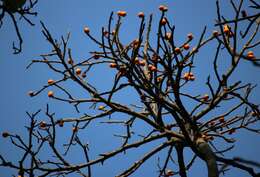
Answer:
xmin=39 ymin=121 xmax=47 ymax=129
xmin=165 ymin=32 xmax=172 ymax=40
xmin=68 ymin=58 xmax=74 ymax=65
xmin=72 ymin=127 xmax=78 ymax=133
xmin=93 ymin=53 xmax=100 ymax=59
xmin=159 ymin=5 xmax=168 ymax=12
xmin=219 ymin=116 xmax=225 ymax=123
xmin=3 ymin=0 xmax=26 ymax=13
xmin=134 ymin=57 xmax=139 ymax=64
xmin=82 ymin=72 xmax=86 ymax=78
xmin=183 ymin=72 xmax=195 ymax=81
xmin=83 ymin=27 xmax=90 ymax=34
xmin=109 ymin=63 xmax=117 ymax=68
xmin=157 ymin=77 xmax=163 ymax=82
xmin=28 ymin=91 xmax=34 ymax=97
xmin=48 ymin=91 xmax=54 ymax=97
xmin=117 ymin=11 xmax=127 ymax=17
xmin=174 ymin=47 xmax=181 ymax=54
xmin=137 ymin=12 xmax=145 ymax=18
xmin=201 ymin=94 xmax=209 ymax=101
xmin=57 ymin=119 xmax=64 ymax=127
xmin=183 ymin=44 xmax=190 ymax=50
xmin=103 ymin=30 xmax=109 ymax=37
xmin=75 ymin=68 xmax=82 ymax=75
xmin=228 ymin=128 xmax=236 ymax=135
xmin=165 ymin=169 xmax=174 ymax=176
xmin=223 ymin=24 xmax=231 ymax=34
xmin=247 ymin=51 xmax=255 ymax=60
xmin=47 ymin=79 xmax=55 ymax=85
xmin=160 ymin=17 xmax=167 ymax=25
xmin=212 ymin=30 xmax=219 ymax=37
xmin=209 ymin=121 xmax=215 ymax=127
xmin=138 ymin=60 xmax=146 ymax=66
xmin=133 ymin=39 xmax=140 ymax=48
xmin=2 ymin=132 xmax=9 ymax=138
xmin=148 ymin=64 xmax=157 ymax=72
xmin=187 ymin=33 xmax=193 ymax=40
xmin=98 ymin=105 xmax=105 ymax=110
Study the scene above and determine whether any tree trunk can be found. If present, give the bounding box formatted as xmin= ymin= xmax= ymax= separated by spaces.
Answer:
xmin=196 ymin=138 xmax=219 ymax=177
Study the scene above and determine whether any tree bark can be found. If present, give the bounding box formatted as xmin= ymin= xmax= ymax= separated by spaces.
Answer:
xmin=196 ymin=138 xmax=219 ymax=177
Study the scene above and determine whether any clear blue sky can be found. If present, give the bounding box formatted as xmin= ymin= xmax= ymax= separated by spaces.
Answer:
xmin=0 ymin=0 xmax=259 ymax=176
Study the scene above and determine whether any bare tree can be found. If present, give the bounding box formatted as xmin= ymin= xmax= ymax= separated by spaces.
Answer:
xmin=1 ymin=0 xmax=260 ymax=177
xmin=0 ymin=0 xmax=38 ymax=54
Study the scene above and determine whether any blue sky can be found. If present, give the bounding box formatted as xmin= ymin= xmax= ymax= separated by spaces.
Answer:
xmin=0 ymin=0 xmax=260 ymax=176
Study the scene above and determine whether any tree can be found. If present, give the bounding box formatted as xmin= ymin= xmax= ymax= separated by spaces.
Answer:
xmin=1 ymin=0 xmax=260 ymax=177
xmin=0 ymin=0 xmax=38 ymax=54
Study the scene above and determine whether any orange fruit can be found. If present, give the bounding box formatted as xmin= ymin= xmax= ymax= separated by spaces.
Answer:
xmin=223 ymin=25 xmax=230 ymax=34
xmin=75 ymin=68 xmax=82 ymax=75
xmin=84 ymin=27 xmax=90 ymax=34
xmin=165 ymin=169 xmax=174 ymax=176
xmin=213 ymin=30 xmax=219 ymax=37
xmin=98 ymin=105 xmax=105 ymax=110
xmin=148 ymin=64 xmax=157 ymax=72
xmin=160 ymin=18 xmax=167 ymax=25
xmin=68 ymin=58 xmax=74 ymax=64
xmin=117 ymin=11 xmax=127 ymax=17
xmin=187 ymin=33 xmax=193 ymax=40
xmin=72 ymin=127 xmax=78 ymax=132
xmin=138 ymin=60 xmax=146 ymax=66
xmin=219 ymin=116 xmax=225 ymax=123
xmin=39 ymin=121 xmax=47 ymax=128
xmin=48 ymin=91 xmax=54 ymax=97
xmin=159 ymin=5 xmax=168 ymax=12
xmin=183 ymin=44 xmax=190 ymax=50
xmin=47 ymin=79 xmax=54 ymax=85
xmin=174 ymin=47 xmax=181 ymax=54
xmin=137 ymin=12 xmax=145 ymax=18
xmin=202 ymin=94 xmax=209 ymax=101
xmin=109 ymin=63 xmax=117 ymax=68
xmin=28 ymin=91 xmax=34 ymax=97
xmin=165 ymin=32 xmax=172 ymax=40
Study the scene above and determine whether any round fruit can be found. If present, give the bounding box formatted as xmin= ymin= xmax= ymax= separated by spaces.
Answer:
xmin=165 ymin=32 xmax=172 ymax=40
xmin=159 ymin=5 xmax=168 ymax=12
xmin=75 ymin=68 xmax=82 ymax=75
xmin=48 ymin=91 xmax=54 ymax=97
xmin=138 ymin=12 xmax=145 ymax=18
xmin=223 ymin=25 xmax=230 ymax=34
xmin=109 ymin=63 xmax=117 ymax=68
xmin=174 ymin=47 xmax=181 ymax=54
xmin=138 ymin=60 xmax=146 ymax=66
xmin=84 ymin=27 xmax=90 ymax=34
xmin=47 ymin=79 xmax=54 ymax=85
xmin=160 ymin=18 xmax=167 ymax=25
xmin=28 ymin=91 xmax=34 ymax=97
xmin=187 ymin=33 xmax=193 ymax=40
xmin=117 ymin=11 xmax=127 ymax=17
xmin=219 ymin=116 xmax=225 ymax=123
xmin=2 ymin=132 xmax=9 ymax=138
xmin=68 ymin=58 xmax=74 ymax=64
xmin=148 ymin=64 xmax=157 ymax=72
xmin=39 ymin=121 xmax=47 ymax=129
xmin=183 ymin=44 xmax=190 ymax=50
xmin=213 ymin=30 xmax=219 ymax=37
